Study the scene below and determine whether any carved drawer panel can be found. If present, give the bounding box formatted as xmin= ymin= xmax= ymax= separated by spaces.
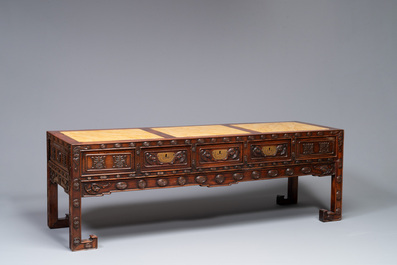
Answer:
xmin=141 ymin=146 xmax=191 ymax=172
xmin=196 ymin=143 xmax=243 ymax=168
xmin=296 ymin=137 xmax=336 ymax=159
xmin=82 ymin=149 xmax=134 ymax=174
xmin=248 ymin=139 xmax=291 ymax=163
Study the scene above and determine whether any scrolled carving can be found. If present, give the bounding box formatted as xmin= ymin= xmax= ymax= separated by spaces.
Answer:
xmin=313 ymin=164 xmax=335 ymax=176
xmin=251 ymin=144 xmax=287 ymax=158
xmin=145 ymin=151 xmax=187 ymax=166
xmin=84 ymin=182 xmax=110 ymax=195
xmin=72 ymin=145 xmax=89 ymax=171
xmin=200 ymin=147 xmax=239 ymax=162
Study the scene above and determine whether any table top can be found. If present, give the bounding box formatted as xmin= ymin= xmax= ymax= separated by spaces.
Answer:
xmin=52 ymin=122 xmax=335 ymax=144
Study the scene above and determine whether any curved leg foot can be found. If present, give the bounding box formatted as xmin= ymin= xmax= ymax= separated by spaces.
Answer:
xmin=72 ymin=235 xmax=98 ymax=251
xmin=319 ymin=209 xmax=341 ymax=222
xmin=276 ymin=177 xmax=298 ymax=205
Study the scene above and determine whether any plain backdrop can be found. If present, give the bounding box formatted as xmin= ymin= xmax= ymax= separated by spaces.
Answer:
xmin=1 ymin=0 xmax=396 ymax=264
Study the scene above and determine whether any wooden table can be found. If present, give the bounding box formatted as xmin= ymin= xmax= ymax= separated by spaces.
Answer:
xmin=47 ymin=121 xmax=344 ymax=251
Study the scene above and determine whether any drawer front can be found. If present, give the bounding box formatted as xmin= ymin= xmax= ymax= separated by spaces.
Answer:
xmin=248 ymin=139 xmax=291 ymax=163
xmin=296 ymin=136 xmax=336 ymax=159
xmin=82 ymin=149 xmax=134 ymax=175
xmin=142 ymin=146 xmax=191 ymax=172
xmin=196 ymin=143 xmax=243 ymax=168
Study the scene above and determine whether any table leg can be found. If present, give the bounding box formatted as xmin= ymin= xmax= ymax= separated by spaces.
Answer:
xmin=277 ymin=176 xmax=298 ymax=205
xmin=69 ymin=181 xmax=98 ymax=251
xmin=319 ymin=172 xmax=343 ymax=222
xmin=47 ymin=168 xmax=69 ymax=229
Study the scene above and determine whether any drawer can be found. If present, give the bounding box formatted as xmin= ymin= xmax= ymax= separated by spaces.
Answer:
xmin=248 ymin=139 xmax=291 ymax=163
xmin=196 ymin=143 xmax=243 ymax=168
xmin=141 ymin=146 xmax=191 ymax=172
xmin=82 ymin=149 xmax=134 ymax=175
xmin=296 ymin=136 xmax=336 ymax=159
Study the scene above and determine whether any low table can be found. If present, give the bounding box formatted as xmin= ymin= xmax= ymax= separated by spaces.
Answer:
xmin=47 ymin=121 xmax=344 ymax=251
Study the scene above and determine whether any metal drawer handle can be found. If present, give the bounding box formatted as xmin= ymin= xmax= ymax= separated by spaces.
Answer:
xmin=157 ymin=152 xmax=175 ymax=163
xmin=212 ymin=149 xmax=228 ymax=160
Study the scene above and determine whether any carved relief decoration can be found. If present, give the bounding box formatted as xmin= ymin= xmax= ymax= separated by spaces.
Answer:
xmin=138 ymin=179 xmax=147 ymax=189
xmin=302 ymin=143 xmax=314 ymax=155
xmin=299 ymin=140 xmax=335 ymax=156
xmin=73 ymin=146 xmax=89 ymax=171
xmin=200 ymin=148 xmax=239 ymax=163
xmin=91 ymin=156 xmax=106 ymax=169
xmin=338 ymin=131 xmax=343 ymax=152
xmin=313 ymin=164 xmax=335 ymax=176
xmin=73 ymin=147 xmax=80 ymax=171
xmin=72 ymin=199 xmax=80 ymax=208
xmin=177 ymin=176 xmax=187 ymax=186
xmin=48 ymin=161 xmax=70 ymax=193
xmin=113 ymin=155 xmax=128 ymax=168
xmin=116 ymin=182 xmax=127 ymax=190
xmin=251 ymin=144 xmax=287 ymax=159
xmin=84 ymin=182 xmax=110 ymax=195
xmin=319 ymin=142 xmax=330 ymax=154
xmin=145 ymin=151 xmax=187 ymax=166
xmin=50 ymin=142 xmax=70 ymax=170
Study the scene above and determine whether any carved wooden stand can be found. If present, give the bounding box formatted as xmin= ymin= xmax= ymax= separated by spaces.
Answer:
xmin=47 ymin=122 xmax=344 ymax=251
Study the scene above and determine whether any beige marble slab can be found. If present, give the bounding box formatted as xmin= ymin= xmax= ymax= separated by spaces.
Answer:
xmin=153 ymin=125 xmax=251 ymax=138
xmin=232 ymin=122 xmax=329 ymax=133
xmin=61 ymin=129 xmax=163 ymax=142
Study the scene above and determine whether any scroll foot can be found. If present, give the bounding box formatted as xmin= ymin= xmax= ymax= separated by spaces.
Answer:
xmin=71 ymin=235 xmax=98 ymax=251
xmin=319 ymin=209 xmax=341 ymax=222
xmin=276 ymin=195 xmax=297 ymax=205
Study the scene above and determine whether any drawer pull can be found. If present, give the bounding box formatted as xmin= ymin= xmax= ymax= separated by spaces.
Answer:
xmin=262 ymin=146 xmax=278 ymax=156
xmin=157 ymin=152 xmax=175 ymax=163
xmin=212 ymin=149 xmax=228 ymax=160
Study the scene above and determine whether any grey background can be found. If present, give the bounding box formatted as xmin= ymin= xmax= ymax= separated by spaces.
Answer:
xmin=1 ymin=0 xmax=396 ymax=264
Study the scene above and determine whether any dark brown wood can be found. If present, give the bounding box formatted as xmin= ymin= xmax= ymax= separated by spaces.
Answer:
xmin=46 ymin=122 xmax=344 ymax=251
xmin=277 ymin=177 xmax=298 ymax=205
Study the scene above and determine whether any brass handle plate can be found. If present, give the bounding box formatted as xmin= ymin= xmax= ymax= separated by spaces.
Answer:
xmin=262 ymin=146 xmax=277 ymax=156
xmin=157 ymin=152 xmax=175 ymax=163
xmin=212 ymin=149 xmax=228 ymax=160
